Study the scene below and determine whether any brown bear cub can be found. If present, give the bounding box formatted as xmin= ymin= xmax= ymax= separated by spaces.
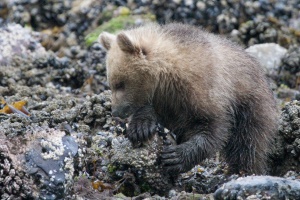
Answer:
xmin=98 ymin=23 xmax=278 ymax=174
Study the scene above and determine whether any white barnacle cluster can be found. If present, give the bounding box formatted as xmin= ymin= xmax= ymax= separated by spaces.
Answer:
xmin=111 ymin=134 xmax=159 ymax=169
xmin=64 ymin=156 xmax=75 ymax=182
xmin=40 ymin=130 xmax=65 ymax=160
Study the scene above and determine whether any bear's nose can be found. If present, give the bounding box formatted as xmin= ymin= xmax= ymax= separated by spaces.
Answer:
xmin=111 ymin=105 xmax=131 ymax=119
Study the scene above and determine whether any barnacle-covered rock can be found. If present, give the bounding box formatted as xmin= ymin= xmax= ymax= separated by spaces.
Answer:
xmin=111 ymin=135 xmax=173 ymax=194
xmin=0 ymin=24 xmax=47 ymax=67
xmin=25 ymin=128 xmax=78 ymax=199
xmin=127 ymin=0 xmax=300 ymax=34
xmin=0 ymin=125 xmax=35 ymax=199
xmin=272 ymin=100 xmax=300 ymax=175
xmin=0 ymin=24 xmax=101 ymax=90
xmin=4 ymin=0 xmax=104 ymax=54
xmin=278 ymin=46 xmax=300 ymax=89
xmin=88 ymin=129 xmax=174 ymax=196
xmin=76 ymin=92 xmax=112 ymax=128
xmin=7 ymin=0 xmax=73 ymax=29
xmin=234 ymin=19 xmax=300 ymax=48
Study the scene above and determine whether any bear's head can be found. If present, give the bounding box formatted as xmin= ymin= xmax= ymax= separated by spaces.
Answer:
xmin=98 ymin=31 xmax=157 ymax=119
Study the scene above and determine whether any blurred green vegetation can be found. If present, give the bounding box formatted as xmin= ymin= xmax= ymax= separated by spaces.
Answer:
xmin=85 ymin=7 xmax=155 ymax=46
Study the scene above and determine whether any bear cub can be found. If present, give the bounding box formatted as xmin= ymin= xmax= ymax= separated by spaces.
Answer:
xmin=99 ymin=23 xmax=278 ymax=174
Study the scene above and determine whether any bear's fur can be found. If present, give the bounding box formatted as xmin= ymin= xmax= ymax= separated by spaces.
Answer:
xmin=98 ymin=23 xmax=278 ymax=174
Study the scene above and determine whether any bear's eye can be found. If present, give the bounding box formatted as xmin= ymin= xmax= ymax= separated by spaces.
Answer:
xmin=115 ymin=81 xmax=125 ymax=90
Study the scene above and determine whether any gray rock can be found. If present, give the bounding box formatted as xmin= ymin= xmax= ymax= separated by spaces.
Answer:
xmin=246 ymin=43 xmax=287 ymax=76
xmin=214 ymin=176 xmax=300 ymax=200
xmin=0 ymin=24 xmax=47 ymax=66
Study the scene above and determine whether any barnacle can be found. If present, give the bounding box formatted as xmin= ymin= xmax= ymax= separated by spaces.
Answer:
xmin=0 ymin=99 xmax=30 ymax=117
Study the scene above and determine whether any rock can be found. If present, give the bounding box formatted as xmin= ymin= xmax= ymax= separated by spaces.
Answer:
xmin=93 ymin=128 xmax=175 ymax=195
xmin=271 ymin=100 xmax=300 ymax=176
xmin=278 ymin=46 xmax=300 ymax=89
xmin=0 ymin=24 xmax=104 ymax=91
xmin=0 ymin=24 xmax=48 ymax=66
xmin=25 ymin=130 xmax=78 ymax=199
xmin=246 ymin=43 xmax=287 ymax=77
xmin=214 ymin=176 xmax=300 ymax=200
xmin=234 ymin=19 xmax=300 ymax=49
xmin=276 ymin=86 xmax=300 ymax=101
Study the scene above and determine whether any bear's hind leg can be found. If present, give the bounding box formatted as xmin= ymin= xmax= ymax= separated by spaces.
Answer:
xmin=225 ymin=100 xmax=275 ymax=174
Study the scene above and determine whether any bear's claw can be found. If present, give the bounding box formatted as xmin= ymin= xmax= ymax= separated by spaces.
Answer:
xmin=161 ymin=145 xmax=186 ymax=174
xmin=126 ymin=105 xmax=157 ymax=146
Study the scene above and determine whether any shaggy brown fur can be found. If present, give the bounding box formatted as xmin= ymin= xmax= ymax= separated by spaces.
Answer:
xmin=98 ymin=23 xmax=278 ymax=174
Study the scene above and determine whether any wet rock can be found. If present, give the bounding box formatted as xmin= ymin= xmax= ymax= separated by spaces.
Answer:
xmin=214 ymin=176 xmax=300 ymax=200
xmin=25 ymin=130 xmax=78 ymax=199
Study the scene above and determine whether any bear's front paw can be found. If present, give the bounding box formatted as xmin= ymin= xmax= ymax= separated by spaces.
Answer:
xmin=160 ymin=145 xmax=186 ymax=174
xmin=126 ymin=106 xmax=157 ymax=146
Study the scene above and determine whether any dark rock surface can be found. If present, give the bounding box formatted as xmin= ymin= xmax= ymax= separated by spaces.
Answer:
xmin=25 ymin=135 xmax=78 ymax=199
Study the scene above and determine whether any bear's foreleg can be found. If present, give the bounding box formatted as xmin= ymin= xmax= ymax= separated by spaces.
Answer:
xmin=160 ymin=120 xmax=229 ymax=174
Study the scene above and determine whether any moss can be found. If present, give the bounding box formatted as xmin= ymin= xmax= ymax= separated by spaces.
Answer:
xmin=119 ymin=7 xmax=131 ymax=16
xmin=85 ymin=16 xmax=134 ymax=46
xmin=107 ymin=164 xmax=117 ymax=174
xmin=85 ymin=14 xmax=156 ymax=46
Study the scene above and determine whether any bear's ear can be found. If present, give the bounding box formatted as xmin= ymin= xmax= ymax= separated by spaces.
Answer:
xmin=98 ymin=32 xmax=116 ymax=51
xmin=117 ymin=32 xmax=140 ymax=55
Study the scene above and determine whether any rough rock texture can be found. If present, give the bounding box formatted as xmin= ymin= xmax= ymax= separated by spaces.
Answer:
xmin=0 ymin=24 xmax=47 ymax=66
xmin=232 ymin=19 xmax=300 ymax=48
xmin=132 ymin=0 xmax=300 ymax=34
xmin=214 ymin=176 xmax=300 ymax=200
xmin=0 ymin=24 xmax=107 ymax=93
xmin=278 ymin=46 xmax=300 ymax=89
xmin=0 ymin=134 xmax=36 ymax=199
xmin=272 ymin=100 xmax=300 ymax=175
xmin=0 ymin=24 xmax=112 ymax=199
xmin=80 ymin=122 xmax=183 ymax=197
